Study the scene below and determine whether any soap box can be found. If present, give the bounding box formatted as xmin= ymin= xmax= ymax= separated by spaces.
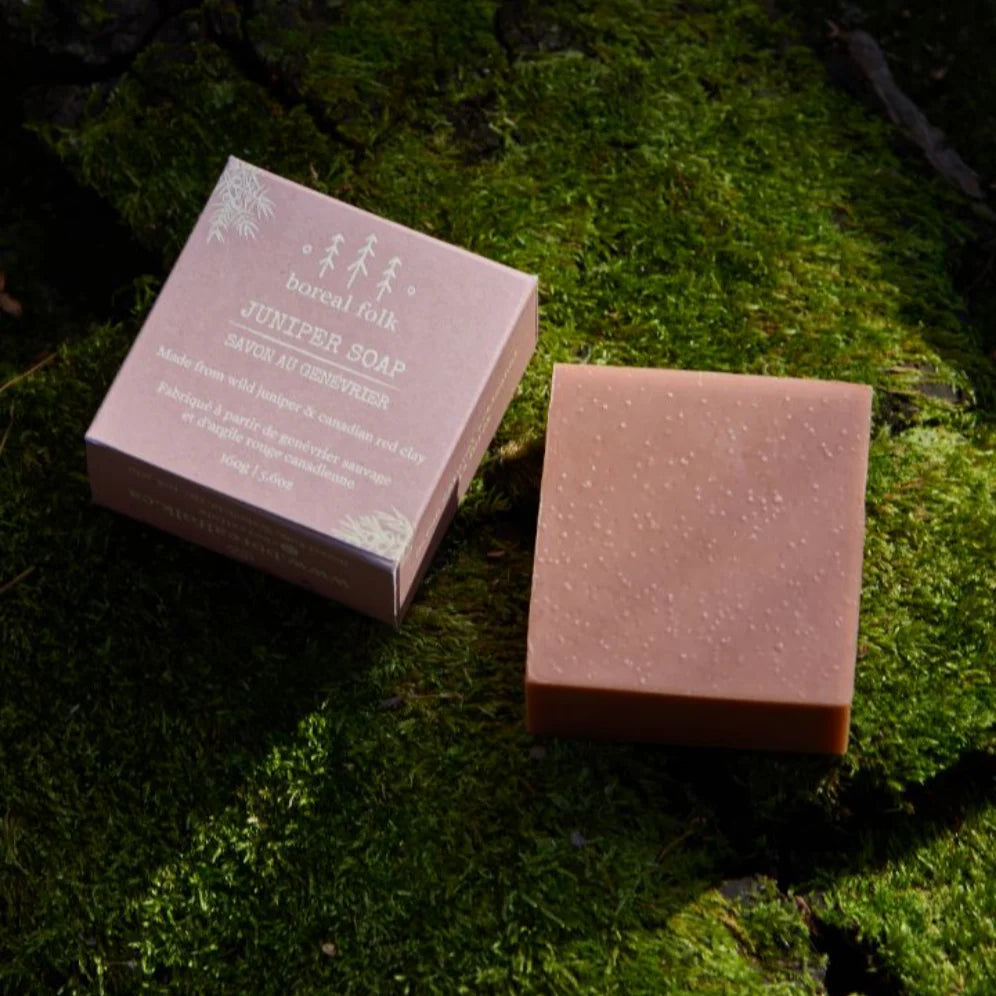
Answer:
xmin=86 ymin=157 xmax=538 ymax=624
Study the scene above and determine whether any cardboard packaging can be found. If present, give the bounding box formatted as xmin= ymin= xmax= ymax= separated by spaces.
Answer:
xmin=87 ymin=157 xmax=538 ymax=624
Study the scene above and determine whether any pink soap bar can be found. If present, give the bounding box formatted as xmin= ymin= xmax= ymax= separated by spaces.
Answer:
xmin=86 ymin=158 xmax=537 ymax=624
xmin=526 ymin=364 xmax=872 ymax=753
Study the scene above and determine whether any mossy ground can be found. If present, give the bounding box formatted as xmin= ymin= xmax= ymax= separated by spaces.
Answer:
xmin=1 ymin=1 xmax=994 ymax=992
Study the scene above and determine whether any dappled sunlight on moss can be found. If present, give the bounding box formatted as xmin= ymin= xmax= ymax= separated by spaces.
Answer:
xmin=2 ymin=0 xmax=994 ymax=991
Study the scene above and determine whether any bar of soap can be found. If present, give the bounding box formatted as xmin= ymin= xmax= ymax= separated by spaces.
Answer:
xmin=526 ymin=364 xmax=872 ymax=753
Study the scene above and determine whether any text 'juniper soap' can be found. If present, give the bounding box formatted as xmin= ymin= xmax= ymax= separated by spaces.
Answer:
xmin=526 ymin=364 xmax=872 ymax=753
xmin=86 ymin=157 xmax=538 ymax=624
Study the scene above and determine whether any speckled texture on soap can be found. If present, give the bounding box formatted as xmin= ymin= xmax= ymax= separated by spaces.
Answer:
xmin=526 ymin=364 xmax=873 ymax=752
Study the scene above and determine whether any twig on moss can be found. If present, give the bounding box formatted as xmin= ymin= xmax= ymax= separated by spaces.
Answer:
xmin=0 ymin=404 xmax=13 ymax=459
xmin=0 ymin=353 xmax=56 ymax=396
xmin=656 ymin=816 xmax=705 ymax=862
xmin=0 ymin=565 xmax=35 ymax=598
xmin=829 ymin=23 xmax=984 ymax=201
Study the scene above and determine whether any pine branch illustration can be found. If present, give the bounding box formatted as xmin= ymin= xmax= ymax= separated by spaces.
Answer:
xmin=346 ymin=234 xmax=377 ymax=289
xmin=207 ymin=204 xmax=232 ymax=243
xmin=319 ymin=234 xmax=344 ymax=278
xmin=376 ymin=257 xmax=402 ymax=301
xmin=206 ymin=160 xmax=275 ymax=243
xmin=235 ymin=213 xmax=260 ymax=239
xmin=337 ymin=507 xmax=413 ymax=560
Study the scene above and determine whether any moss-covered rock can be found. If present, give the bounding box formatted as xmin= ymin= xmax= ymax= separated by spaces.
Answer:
xmin=820 ymin=774 xmax=996 ymax=995
xmin=2 ymin=0 xmax=993 ymax=992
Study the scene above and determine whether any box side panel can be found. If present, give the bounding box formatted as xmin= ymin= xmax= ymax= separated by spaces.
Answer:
xmin=396 ymin=480 xmax=458 ymax=622
xmin=87 ymin=443 xmax=396 ymax=623
xmin=396 ymin=281 xmax=538 ymax=615
xmin=452 ymin=283 xmax=538 ymax=502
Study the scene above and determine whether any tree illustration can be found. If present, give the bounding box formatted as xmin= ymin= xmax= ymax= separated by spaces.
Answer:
xmin=346 ymin=234 xmax=377 ymax=289
xmin=206 ymin=159 xmax=275 ymax=243
xmin=376 ymin=257 xmax=402 ymax=301
xmin=336 ymin=507 xmax=413 ymax=561
xmin=319 ymin=234 xmax=344 ymax=278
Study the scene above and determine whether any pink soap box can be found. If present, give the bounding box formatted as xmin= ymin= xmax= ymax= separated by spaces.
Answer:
xmin=86 ymin=158 xmax=538 ymax=624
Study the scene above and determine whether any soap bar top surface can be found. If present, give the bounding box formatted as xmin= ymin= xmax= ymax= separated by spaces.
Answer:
xmin=528 ymin=364 xmax=872 ymax=709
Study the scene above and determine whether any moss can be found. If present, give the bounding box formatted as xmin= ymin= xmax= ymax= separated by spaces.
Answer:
xmin=821 ymin=792 xmax=996 ymax=995
xmin=557 ymin=879 xmax=826 ymax=994
xmin=786 ymin=0 xmax=996 ymax=181
xmin=851 ymin=425 xmax=996 ymax=785
xmin=3 ymin=0 xmax=995 ymax=992
xmin=233 ymin=0 xmax=505 ymax=147
xmin=32 ymin=25 xmax=351 ymax=263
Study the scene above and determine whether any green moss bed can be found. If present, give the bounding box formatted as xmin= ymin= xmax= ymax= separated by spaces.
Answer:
xmin=1 ymin=1 xmax=994 ymax=992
